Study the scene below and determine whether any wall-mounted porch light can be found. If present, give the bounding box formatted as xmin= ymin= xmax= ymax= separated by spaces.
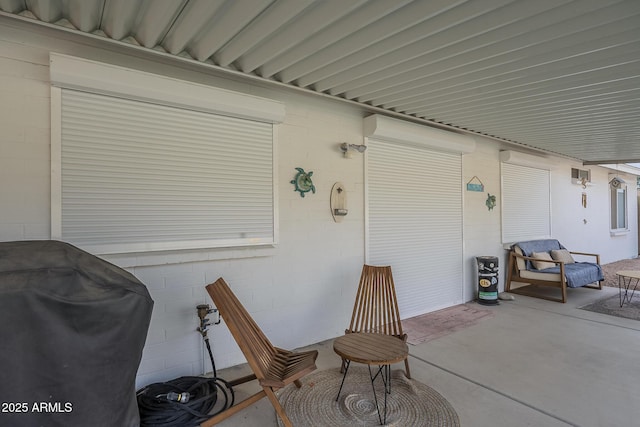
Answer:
xmin=339 ymin=142 xmax=367 ymax=158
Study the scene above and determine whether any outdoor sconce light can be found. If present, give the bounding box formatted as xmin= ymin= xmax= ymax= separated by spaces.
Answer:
xmin=340 ymin=142 xmax=367 ymax=158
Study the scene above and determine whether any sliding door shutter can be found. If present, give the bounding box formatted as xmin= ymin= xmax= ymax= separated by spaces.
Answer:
xmin=367 ymin=140 xmax=464 ymax=318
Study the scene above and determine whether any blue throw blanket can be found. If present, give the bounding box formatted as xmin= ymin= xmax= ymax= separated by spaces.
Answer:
xmin=513 ymin=239 xmax=604 ymax=288
xmin=539 ymin=263 xmax=604 ymax=288
xmin=514 ymin=239 xmax=565 ymax=270
xmin=516 ymin=239 xmax=565 ymax=255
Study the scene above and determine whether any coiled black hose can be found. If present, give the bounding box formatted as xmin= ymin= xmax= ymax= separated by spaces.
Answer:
xmin=137 ymin=336 xmax=234 ymax=426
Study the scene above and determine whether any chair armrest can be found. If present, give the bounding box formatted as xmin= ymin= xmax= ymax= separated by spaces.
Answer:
xmin=569 ymin=251 xmax=600 ymax=264
xmin=511 ymin=251 xmax=567 ymax=272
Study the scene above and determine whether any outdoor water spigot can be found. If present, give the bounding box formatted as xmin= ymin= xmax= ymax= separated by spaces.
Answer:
xmin=196 ymin=304 xmax=219 ymax=338
xmin=197 ymin=304 xmax=212 ymax=321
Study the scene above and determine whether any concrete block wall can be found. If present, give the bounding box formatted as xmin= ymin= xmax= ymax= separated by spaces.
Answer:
xmin=0 ymin=40 xmax=51 ymax=240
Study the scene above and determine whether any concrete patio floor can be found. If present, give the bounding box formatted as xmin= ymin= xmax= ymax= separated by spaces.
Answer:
xmin=214 ymin=285 xmax=640 ymax=427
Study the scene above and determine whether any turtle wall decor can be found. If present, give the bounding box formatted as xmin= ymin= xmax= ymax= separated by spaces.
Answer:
xmin=486 ymin=193 xmax=496 ymax=211
xmin=291 ymin=167 xmax=315 ymax=197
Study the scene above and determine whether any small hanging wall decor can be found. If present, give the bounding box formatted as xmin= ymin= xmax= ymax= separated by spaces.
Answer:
xmin=485 ymin=193 xmax=496 ymax=211
xmin=466 ymin=176 xmax=484 ymax=192
xmin=291 ymin=167 xmax=315 ymax=197
xmin=330 ymin=182 xmax=348 ymax=222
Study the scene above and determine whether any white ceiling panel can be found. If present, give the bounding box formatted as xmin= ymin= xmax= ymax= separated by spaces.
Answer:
xmin=1 ymin=0 xmax=639 ymax=163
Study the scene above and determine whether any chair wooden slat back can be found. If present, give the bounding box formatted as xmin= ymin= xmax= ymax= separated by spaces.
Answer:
xmin=345 ymin=264 xmax=411 ymax=378
xmin=202 ymin=278 xmax=317 ymax=427
xmin=207 ymin=278 xmax=276 ymax=380
xmin=348 ymin=265 xmax=403 ymax=337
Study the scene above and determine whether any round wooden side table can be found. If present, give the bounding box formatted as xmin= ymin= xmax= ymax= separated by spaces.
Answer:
xmin=333 ymin=332 xmax=409 ymax=425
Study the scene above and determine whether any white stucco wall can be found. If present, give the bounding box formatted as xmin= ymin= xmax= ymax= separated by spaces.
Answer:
xmin=1 ymin=21 xmax=637 ymax=389
xmin=461 ymin=137 xmax=504 ymax=300
xmin=550 ymin=162 xmax=637 ymax=264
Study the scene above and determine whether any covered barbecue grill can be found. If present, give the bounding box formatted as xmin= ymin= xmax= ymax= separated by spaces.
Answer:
xmin=0 ymin=240 xmax=153 ymax=427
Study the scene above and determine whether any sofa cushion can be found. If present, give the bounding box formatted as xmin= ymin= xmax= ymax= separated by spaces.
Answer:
xmin=514 ymin=246 xmax=526 ymax=271
xmin=514 ymin=239 xmax=564 ymax=270
xmin=519 ymin=269 xmax=562 ymax=282
xmin=531 ymin=251 xmax=556 ymax=270
xmin=551 ymin=249 xmax=575 ymax=264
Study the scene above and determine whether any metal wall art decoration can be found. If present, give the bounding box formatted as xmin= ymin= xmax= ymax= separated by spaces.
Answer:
xmin=485 ymin=193 xmax=496 ymax=211
xmin=466 ymin=176 xmax=484 ymax=192
xmin=291 ymin=167 xmax=315 ymax=197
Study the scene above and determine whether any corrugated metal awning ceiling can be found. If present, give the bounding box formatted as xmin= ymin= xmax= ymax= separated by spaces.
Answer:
xmin=1 ymin=0 xmax=639 ymax=163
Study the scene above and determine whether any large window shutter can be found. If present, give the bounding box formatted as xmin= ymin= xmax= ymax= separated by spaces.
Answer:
xmin=51 ymin=54 xmax=284 ymax=254
xmin=60 ymin=90 xmax=274 ymax=254
xmin=501 ymin=161 xmax=551 ymax=243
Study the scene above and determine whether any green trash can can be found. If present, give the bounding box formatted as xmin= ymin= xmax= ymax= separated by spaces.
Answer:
xmin=476 ymin=256 xmax=499 ymax=305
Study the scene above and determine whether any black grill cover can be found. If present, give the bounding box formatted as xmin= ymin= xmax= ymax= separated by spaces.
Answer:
xmin=0 ymin=240 xmax=153 ymax=427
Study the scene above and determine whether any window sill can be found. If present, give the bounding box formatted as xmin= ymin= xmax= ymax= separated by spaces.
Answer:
xmin=610 ymin=229 xmax=630 ymax=236
xmin=102 ymin=244 xmax=277 ymax=268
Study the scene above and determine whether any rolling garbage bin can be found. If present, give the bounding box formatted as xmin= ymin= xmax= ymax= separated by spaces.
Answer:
xmin=476 ymin=256 xmax=499 ymax=305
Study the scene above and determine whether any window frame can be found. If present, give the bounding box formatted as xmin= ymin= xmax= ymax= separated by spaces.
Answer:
xmin=609 ymin=179 xmax=629 ymax=234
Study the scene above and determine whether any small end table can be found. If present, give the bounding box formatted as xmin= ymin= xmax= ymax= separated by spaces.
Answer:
xmin=333 ymin=332 xmax=409 ymax=425
xmin=616 ymin=270 xmax=640 ymax=307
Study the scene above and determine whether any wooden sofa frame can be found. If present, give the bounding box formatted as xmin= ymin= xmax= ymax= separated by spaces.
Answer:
xmin=506 ymin=248 xmax=602 ymax=303
xmin=202 ymin=278 xmax=318 ymax=427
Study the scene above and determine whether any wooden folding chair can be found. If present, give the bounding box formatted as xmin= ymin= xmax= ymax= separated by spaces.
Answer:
xmin=201 ymin=278 xmax=317 ymax=427
xmin=344 ymin=264 xmax=411 ymax=378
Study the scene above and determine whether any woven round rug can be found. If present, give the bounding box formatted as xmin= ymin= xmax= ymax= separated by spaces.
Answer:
xmin=276 ymin=367 xmax=460 ymax=426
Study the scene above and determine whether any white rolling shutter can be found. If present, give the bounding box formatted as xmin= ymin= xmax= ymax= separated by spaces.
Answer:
xmin=59 ymin=89 xmax=275 ymax=254
xmin=501 ymin=162 xmax=551 ymax=243
xmin=367 ymin=140 xmax=464 ymax=318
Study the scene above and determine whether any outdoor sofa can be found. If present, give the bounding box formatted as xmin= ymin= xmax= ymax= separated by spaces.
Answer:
xmin=505 ymin=239 xmax=603 ymax=303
